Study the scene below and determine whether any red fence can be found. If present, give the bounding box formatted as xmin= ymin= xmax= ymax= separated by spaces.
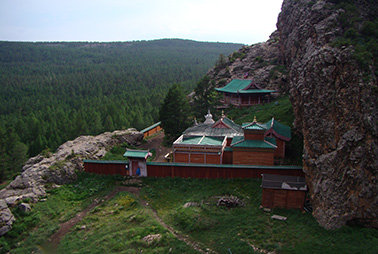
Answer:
xmin=84 ymin=160 xmax=303 ymax=179
xmin=146 ymin=162 xmax=303 ymax=178
xmin=84 ymin=160 xmax=129 ymax=176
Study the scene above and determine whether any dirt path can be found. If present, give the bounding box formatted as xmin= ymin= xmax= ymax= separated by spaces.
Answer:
xmin=138 ymin=131 xmax=172 ymax=162
xmin=48 ymin=184 xmax=215 ymax=253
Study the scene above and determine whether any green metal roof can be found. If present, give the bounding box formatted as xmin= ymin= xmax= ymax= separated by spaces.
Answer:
xmin=84 ymin=159 xmax=129 ymax=164
xmin=140 ymin=122 xmax=161 ymax=133
xmin=215 ymin=79 xmax=276 ymax=94
xmin=231 ymin=136 xmax=277 ymax=149
xmin=180 ymin=136 xmax=203 ymax=144
xmin=177 ymin=135 xmax=225 ymax=146
xmin=123 ymin=149 xmax=151 ymax=159
xmin=265 ymin=118 xmax=291 ymax=140
xmin=242 ymin=122 xmax=267 ymax=130
xmin=201 ymin=136 xmax=224 ymax=145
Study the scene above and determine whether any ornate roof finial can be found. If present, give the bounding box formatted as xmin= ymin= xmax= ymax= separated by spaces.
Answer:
xmin=253 ymin=116 xmax=257 ymax=122
xmin=204 ymin=110 xmax=215 ymax=124
xmin=221 ymin=110 xmax=225 ymax=119
xmin=194 ymin=117 xmax=198 ymax=126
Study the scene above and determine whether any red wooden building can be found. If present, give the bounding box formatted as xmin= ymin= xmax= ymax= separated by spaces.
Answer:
xmin=140 ymin=122 xmax=162 ymax=138
xmin=215 ymin=79 xmax=275 ymax=107
xmin=177 ymin=113 xmax=292 ymax=165
xmin=231 ymin=117 xmax=276 ymax=165
xmin=261 ymin=174 xmax=307 ymax=210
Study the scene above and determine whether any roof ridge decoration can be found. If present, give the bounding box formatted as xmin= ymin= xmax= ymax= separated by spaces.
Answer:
xmin=204 ymin=110 xmax=215 ymax=124
xmin=242 ymin=116 xmax=267 ymax=130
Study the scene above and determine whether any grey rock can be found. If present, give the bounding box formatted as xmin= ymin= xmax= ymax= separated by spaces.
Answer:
xmin=19 ymin=203 xmax=31 ymax=212
xmin=0 ymin=128 xmax=143 ymax=235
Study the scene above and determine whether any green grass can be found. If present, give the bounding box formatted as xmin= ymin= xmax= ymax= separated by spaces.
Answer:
xmin=142 ymin=177 xmax=378 ymax=254
xmin=226 ymin=95 xmax=294 ymax=126
xmin=2 ymin=174 xmax=377 ymax=254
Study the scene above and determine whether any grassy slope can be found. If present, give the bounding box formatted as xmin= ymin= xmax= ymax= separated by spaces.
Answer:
xmin=2 ymin=173 xmax=377 ymax=254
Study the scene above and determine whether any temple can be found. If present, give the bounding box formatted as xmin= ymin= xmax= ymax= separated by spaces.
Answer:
xmin=172 ymin=111 xmax=291 ymax=165
xmin=215 ymin=79 xmax=276 ymax=107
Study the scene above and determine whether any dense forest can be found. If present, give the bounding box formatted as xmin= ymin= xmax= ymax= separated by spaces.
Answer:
xmin=0 ymin=39 xmax=242 ymax=180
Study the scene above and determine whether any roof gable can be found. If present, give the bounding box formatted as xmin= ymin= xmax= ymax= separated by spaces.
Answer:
xmin=264 ymin=118 xmax=291 ymax=141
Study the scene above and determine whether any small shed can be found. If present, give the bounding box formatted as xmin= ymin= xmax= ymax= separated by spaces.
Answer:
xmin=140 ymin=122 xmax=162 ymax=138
xmin=261 ymin=174 xmax=307 ymax=210
xmin=124 ymin=149 xmax=152 ymax=176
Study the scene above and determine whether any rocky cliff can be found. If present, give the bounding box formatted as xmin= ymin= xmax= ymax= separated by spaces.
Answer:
xmin=209 ymin=0 xmax=377 ymax=229
xmin=278 ymin=0 xmax=377 ymax=229
xmin=0 ymin=129 xmax=143 ymax=235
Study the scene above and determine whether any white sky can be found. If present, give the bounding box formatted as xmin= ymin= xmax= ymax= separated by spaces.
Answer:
xmin=0 ymin=0 xmax=283 ymax=45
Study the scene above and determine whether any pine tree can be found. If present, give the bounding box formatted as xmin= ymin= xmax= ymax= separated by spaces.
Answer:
xmin=159 ymin=84 xmax=191 ymax=144
xmin=192 ymin=75 xmax=219 ymax=119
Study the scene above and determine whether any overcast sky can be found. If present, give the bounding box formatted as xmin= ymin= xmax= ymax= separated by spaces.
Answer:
xmin=0 ymin=0 xmax=283 ymax=45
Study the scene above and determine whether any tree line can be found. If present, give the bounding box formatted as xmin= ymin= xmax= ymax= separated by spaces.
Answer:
xmin=0 ymin=39 xmax=242 ymax=181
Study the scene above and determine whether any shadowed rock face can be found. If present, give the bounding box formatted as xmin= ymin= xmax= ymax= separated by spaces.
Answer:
xmin=0 ymin=129 xmax=143 ymax=236
xmin=278 ymin=0 xmax=378 ymax=229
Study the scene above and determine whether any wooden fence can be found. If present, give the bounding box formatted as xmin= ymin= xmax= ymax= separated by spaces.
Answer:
xmin=84 ymin=160 xmax=303 ymax=179
xmin=84 ymin=160 xmax=129 ymax=176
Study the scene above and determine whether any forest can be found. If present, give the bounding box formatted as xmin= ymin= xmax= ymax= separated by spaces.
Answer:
xmin=0 ymin=39 xmax=242 ymax=181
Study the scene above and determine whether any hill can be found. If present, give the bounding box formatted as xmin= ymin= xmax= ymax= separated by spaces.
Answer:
xmin=0 ymin=39 xmax=243 ymax=180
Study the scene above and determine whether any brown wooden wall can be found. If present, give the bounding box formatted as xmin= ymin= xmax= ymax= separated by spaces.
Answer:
xmin=232 ymin=150 xmax=274 ymax=166
xmin=222 ymin=150 xmax=233 ymax=164
xmin=244 ymin=133 xmax=265 ymax=140
xmin=261 ymin=188 xmax=305 ymax=210
xmin=84 ymin=161 xmax=304 ymax=179
xmin=146 ymin=163 xmax=304 ymax=179
xmin=84 ymin=162 xmax=129 ymax=176
xmin=274 ymin=139 xmax=285 ymax=158
xmin=143 ymin=125 xmax=162 ymax=138
xmin=174 ymin=152 xmax=221 ymax=164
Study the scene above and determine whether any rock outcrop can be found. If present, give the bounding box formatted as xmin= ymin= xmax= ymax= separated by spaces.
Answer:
xmin=277 ymin=0 xmax=378 ymax=229
xmin=208 ymin=0 xmax=377 ymax=229
xmin=207 ymin=31 xmax=289 ymax=93
xmin=0 ymin=129 xmax=143 ymax=235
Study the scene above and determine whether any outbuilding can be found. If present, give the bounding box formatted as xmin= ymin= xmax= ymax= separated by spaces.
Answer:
xmin=123 ymin=149 xmax=151 ymax=176
xmin=261 ymin=174 xmax=307 ymax=210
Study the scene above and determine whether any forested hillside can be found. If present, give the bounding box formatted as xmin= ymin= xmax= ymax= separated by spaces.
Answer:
xmin=0 ymin=39 xmax=242 ymax=180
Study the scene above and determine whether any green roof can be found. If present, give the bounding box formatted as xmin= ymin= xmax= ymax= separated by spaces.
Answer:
xmin=177 ymin=135 xmax=225 ymax=146
xmin=201 ymin=136 xmax=224 ymax=145
xmin=264 ymin=118 xmax=291 ymax=141
xmin=231 ymin=136 xmax=277 ymax=149
xmin=242 ymin=122 xmax=267 ymax=130
xmin=123 ymin=149 xmax=151 ymax=159
xmin=84 ymin=159 xmax=129 ymax=164
xmin=140 ymin=122 xmax=161 ymax=133
xmin=215 ymin=79 xmax=275 ymax=94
